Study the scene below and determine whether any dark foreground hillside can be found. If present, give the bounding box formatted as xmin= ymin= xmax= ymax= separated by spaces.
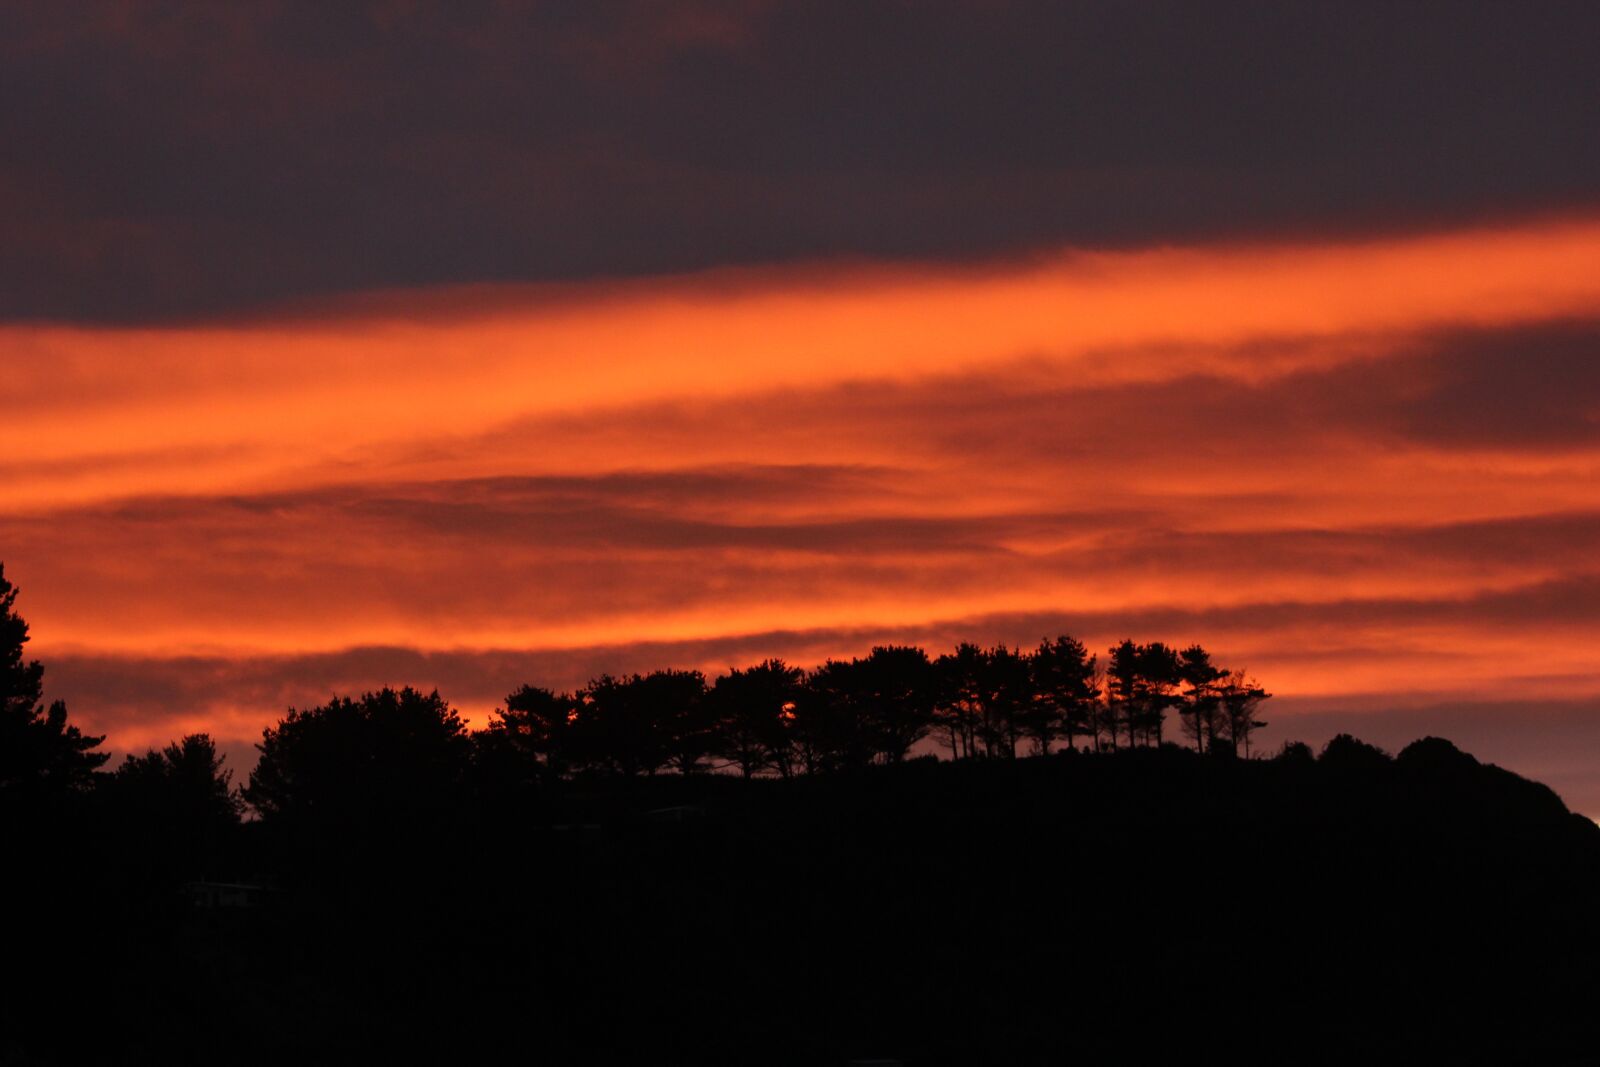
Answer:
xmin=7 ymin=739 xmax=1600 ymax=1065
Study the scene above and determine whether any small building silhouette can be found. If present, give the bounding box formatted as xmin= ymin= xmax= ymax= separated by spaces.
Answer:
xmin=645 ymin=803 xmax=706 ymax=824
xmin=183 ymin=881 xmax=276 ymax=910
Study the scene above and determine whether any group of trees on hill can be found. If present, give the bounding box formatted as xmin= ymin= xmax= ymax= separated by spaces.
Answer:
xmin=482 ymin=637 xmax=1270 ymax=781
xmin=0 ymin=561 xmax=1268 ymax=826
xmin=12 ymin=563 xmax=1600 ymax=1066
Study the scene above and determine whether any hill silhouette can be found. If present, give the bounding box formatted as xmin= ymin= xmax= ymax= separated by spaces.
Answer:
xmin=10 ymin=736 xmax=1600 ymax=1064
xmin=2 ymin=562 xmax=1599 ymax=1064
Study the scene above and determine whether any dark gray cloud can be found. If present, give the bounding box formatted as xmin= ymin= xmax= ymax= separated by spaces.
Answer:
xmin=1369 ymin=324 xmax=1600 ymax=448
xmin=952 ymin=321 xmax=1600 ymax=458
xmin=3 ymin=1 xmax=1599 ymax=321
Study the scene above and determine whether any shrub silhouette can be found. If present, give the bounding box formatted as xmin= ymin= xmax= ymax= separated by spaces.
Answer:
xmin=1319 ymin=732 xmax=1392 ymax=769
xmin=1396 ymin=735 xmax=1478 ymax=771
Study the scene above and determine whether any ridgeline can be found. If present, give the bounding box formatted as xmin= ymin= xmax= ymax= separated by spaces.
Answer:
xmin=3 ymin=562 xmax=1598 ymax=1064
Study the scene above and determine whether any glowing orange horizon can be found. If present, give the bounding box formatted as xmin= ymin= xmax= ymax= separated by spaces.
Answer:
xmin=5 ymin=213 xmax=1600 ymax=764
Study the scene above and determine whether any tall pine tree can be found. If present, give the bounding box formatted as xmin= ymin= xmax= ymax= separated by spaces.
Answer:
xmin=0 ymin=563 xmax=107 ymax=793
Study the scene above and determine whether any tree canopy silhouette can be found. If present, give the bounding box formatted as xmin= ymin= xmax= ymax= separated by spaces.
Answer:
xmin=1027 ymin=634 xmax=1099 ymax=753
xmin=709 ymin=659 xmax=804 ymax=778
xmin=115 ymin=733 xmax=241 ymax=823
xmin=468 ymin=634 xmax=1273 ymax=782
xmin=488 ymin=683 xmax=579 ymax=779
xmin=0 ymin=563 xmax=106 ymax=794
xmin=244 ymin=686 xmax=471 ymax=827
xmin=111 ymin=733 xmax=242 ymax=881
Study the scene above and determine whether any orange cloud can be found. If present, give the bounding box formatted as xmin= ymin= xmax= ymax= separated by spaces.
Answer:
xmin=4 ymin=215 xmax=1600 ymax=811
xmin=7 ymin=215 xmax=1600 ymax=509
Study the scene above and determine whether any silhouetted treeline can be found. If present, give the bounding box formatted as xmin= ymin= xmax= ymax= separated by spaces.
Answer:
xmin=5 ymin=562 xmax=1600 ymax=1065
xmin=479 ymin=636 xmax=1269 ymax=785
xmin=0 ymin=559 xmax=1271 ymax=819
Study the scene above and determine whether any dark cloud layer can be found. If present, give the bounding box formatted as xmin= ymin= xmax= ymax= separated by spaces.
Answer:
xmin=4 ymin=1 xmax=1600 ymax=321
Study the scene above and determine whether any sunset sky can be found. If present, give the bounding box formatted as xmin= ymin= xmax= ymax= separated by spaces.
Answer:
xmin=5 ymin=4 xmax=1600 ymax=810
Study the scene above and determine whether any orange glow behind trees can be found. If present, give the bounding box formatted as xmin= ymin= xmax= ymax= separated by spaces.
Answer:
xmin=5 ymin=216 xmax=1600 ymax=775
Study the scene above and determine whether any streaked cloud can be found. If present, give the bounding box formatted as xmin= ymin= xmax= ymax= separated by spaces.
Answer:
xmin=8 ymin=216 xmax=1600 ymax=510
xmin=5 ymin=3 xmax=1599 ymax=817
xmin=1 ymin=216 xmax=1594 ymax=808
